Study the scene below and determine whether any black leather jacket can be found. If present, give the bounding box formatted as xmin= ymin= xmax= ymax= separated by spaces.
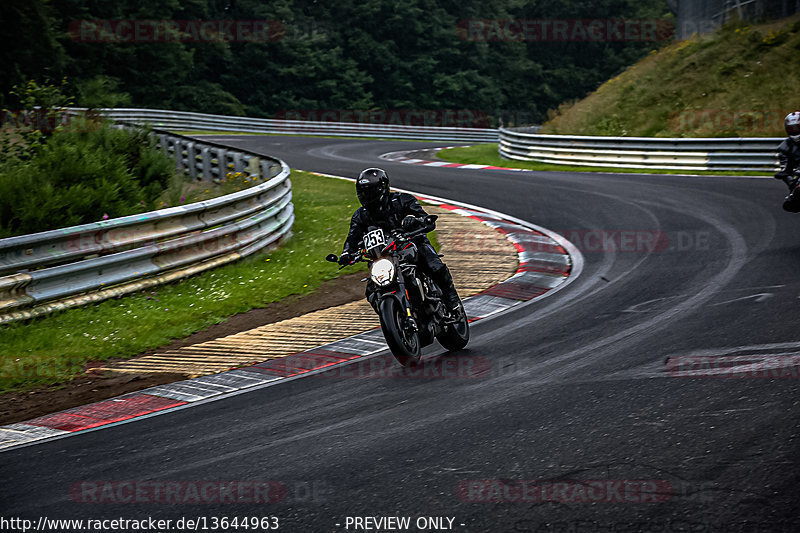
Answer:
xmin=342 ymin=192 xmax=430 ymax=255
xmin=778 ymin=138 xmax=800 ymax=176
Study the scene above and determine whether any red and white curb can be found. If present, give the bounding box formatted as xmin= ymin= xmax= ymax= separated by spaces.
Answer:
xmin=0 ymin=187 xmax=582 ymax=451
xmin=381 ymin=147 xmax=534 ymax=172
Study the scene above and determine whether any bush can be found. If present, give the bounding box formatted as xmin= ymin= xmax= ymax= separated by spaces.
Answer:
xmin=0 ymin=118 xmax=176 ymax=237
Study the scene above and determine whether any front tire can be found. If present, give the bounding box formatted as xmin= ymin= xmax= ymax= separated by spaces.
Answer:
xmin=436 ymin=300 xmax=470 ymax=351
xmin=379 ymin=297 xmax=421 ymax=366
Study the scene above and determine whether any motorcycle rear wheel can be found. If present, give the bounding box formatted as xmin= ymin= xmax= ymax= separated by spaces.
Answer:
xmin=379 ymin=297 xmax=421 ymax=367
xmin=436 ymin=300 xmax=470 ymax=351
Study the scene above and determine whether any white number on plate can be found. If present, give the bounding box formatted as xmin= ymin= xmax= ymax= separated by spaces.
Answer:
xmin=363 ymin=229 xmax=386 ymax=249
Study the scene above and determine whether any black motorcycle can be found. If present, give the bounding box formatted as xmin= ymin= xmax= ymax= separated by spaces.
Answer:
xmin=326 ymin=214 xmax=469 ymax=366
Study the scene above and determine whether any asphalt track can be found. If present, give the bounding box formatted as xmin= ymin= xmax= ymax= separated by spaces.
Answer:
xmin=3 ymin=136 xmax=800 ymax=532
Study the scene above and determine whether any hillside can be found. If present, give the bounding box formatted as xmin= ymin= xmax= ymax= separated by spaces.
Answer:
xmin=541 ymin=15 xmax=800 ymax=137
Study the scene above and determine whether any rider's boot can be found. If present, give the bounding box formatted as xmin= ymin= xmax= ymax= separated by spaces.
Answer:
xmin=432 ymin=266 xmax=461 ymax=316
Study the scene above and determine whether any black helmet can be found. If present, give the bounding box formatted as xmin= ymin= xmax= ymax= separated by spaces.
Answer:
xmin=356 ymin=168 xmax=390 ymax=210
xmin=786 ymin=112 xmax=800 ymax=143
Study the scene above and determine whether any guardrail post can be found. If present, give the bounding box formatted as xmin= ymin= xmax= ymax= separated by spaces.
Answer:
xmin=185 ymin=142 xmax=198 ymax=180
xmin=200 ymin=147 xmax=213 ymax=181
xmin=171 ymin=139 xmax=183 ymax=173
xmin=216 ymin=148 xmax=228 ymax=181
xmin=247 ymin=156 xmax=260 ymax=179
xmin=232 ymin=152 xmax=244 ymax=174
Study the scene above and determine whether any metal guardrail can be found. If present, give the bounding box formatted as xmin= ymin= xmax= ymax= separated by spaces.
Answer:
xmin=149 ymin=125 xmax=281 ymax=182
xmin=0 ymin=128 xmax=294 ymax=324
xmin=499 ymin=127 xmax=782 ymax=172
xmin=77 ymin=107 xmax=500 ymax=143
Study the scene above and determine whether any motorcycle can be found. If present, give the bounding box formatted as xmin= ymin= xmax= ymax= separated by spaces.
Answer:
xmin=326 ymin=214 xmax=469 ymax=367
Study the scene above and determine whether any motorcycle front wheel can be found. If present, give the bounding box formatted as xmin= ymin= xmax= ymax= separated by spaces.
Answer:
xmin=379 ymin=297 xmax=421 ymax=367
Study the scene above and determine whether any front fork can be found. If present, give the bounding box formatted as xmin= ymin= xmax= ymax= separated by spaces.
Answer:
xmin=370 ymin=276 xmax=418 ymax=334
xmin=394 ymin=277 xmax=418 ymax=333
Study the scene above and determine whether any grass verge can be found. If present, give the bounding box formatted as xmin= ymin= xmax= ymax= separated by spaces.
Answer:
xmin=437 ymin=144 xmax=773 ymax=177
xmin=0 ymin=170 xmax=373 ymax=393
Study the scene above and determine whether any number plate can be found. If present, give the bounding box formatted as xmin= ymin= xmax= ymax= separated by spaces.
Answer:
xmin=363 ymin=228 xmax=386 ymax=250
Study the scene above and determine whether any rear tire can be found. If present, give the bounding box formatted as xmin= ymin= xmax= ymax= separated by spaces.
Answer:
xmin=784 ymin=183 xmax=800 ymax=212
xmin=379 ymin=297 xmax=421 ymax=366
xmin=436 ymin=300 xmax=470 ymax=351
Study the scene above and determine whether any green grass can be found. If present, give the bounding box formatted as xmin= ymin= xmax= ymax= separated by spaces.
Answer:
xmin=437 ymin=144 xmax=772 ymax=176
xmin=0 ymin=170 xmax=372 ymax=393
xmin=542 ymin=15 xmax=800 ymax=138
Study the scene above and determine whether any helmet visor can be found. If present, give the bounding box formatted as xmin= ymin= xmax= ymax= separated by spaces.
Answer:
xmin=786 ymin=114 xmax=800 ymax=138
xmin=357 ymin=184 xmax=383 ymax=208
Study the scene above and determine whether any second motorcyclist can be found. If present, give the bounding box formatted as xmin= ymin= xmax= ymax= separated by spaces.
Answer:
xmin=775 ymin=112 xmax=800 ymax=211
xmin=339 ymin=168 xmax=462 ymax=315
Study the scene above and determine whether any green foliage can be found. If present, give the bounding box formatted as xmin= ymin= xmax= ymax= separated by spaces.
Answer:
xmin=76 ymin=76 xmax=132 ymax=109
xmin=9 ymin=78 xmax=73 ymax=110
xmin=0 ymin=119 xmax=175 ymax=237
xmin=1 ymin=0 xmax=671 ymax=124
xmin=0 ymin=0 xmax=66 ymax=109
xmin=1 ymin=79 xmax=75 ymax=164
xmin=0 ymin=126 xmax=46 ymax=165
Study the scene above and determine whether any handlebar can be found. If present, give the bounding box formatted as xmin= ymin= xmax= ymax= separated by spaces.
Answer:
xmin=389 ymin=214 xmax=438 ymax=243
xmin=325 ymin=252 xmax=365 ymax=269
xmin=325 ymin=214 xmax=438 ymax=268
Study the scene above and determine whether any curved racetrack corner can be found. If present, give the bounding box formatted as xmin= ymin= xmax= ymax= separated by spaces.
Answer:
xmin=2 ymin=135 xmax=799 ymax=532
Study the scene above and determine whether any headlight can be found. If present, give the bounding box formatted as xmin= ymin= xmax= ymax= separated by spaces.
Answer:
xmin=370 ymin=259 xmax=395 ymax=286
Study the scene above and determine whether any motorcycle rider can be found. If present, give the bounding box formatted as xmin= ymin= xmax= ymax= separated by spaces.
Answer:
xmin=775 ymin=112 xmax=800 ymax=211
xmin=339 ymin=168 xmax=462 ymax=315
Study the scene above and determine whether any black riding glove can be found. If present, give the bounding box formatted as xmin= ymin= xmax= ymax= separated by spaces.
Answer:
xmin=338 ymin=252 xmax=353 ymax=266
xmin=402 ymin=215 xmax=422 ymax=231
